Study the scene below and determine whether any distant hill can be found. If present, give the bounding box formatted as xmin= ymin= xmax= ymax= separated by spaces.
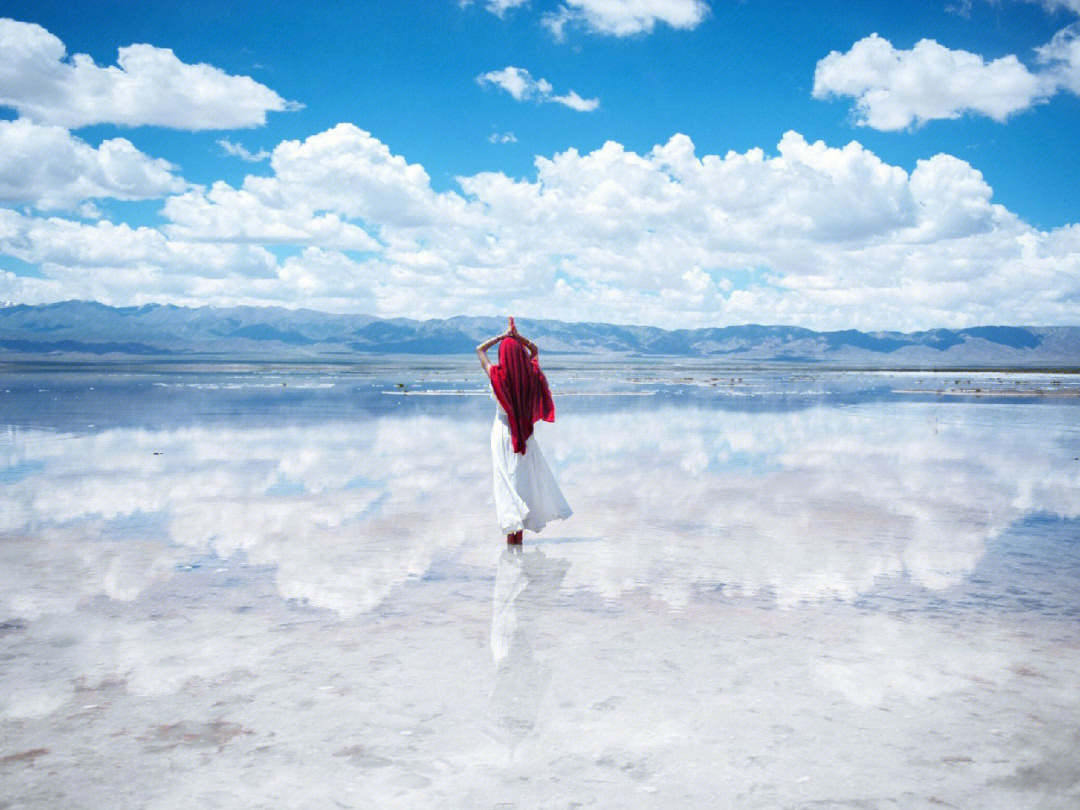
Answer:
xmin=1 ymin=301 xmax=1078 ymax=367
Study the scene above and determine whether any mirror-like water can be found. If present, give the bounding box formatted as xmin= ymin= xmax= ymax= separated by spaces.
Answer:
xmin=2 ymin=361 xmax=1078 ymax=808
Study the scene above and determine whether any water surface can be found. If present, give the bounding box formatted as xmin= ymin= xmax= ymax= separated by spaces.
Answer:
xmin=2 ymin=360 xmax=1079 ymax=808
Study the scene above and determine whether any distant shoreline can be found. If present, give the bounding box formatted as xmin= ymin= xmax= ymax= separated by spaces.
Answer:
xmin=3 ymin=356 xmax=1079 ymax=375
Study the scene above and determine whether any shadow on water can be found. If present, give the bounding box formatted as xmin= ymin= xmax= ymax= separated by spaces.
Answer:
xmin=486 ymin=546 xmax=571 ymax=755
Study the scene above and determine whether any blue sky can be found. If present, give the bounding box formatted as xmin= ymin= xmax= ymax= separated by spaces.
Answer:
xmin=1 ymin=0 xmax=1079 ymax=329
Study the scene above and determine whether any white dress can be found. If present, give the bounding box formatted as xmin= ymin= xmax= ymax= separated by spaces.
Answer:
xmin=490 ymin=390 xmax=573 ymax=534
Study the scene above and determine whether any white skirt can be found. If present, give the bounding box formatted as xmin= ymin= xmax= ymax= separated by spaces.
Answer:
xmin=490 ymin=408 xmax=573 ymax=534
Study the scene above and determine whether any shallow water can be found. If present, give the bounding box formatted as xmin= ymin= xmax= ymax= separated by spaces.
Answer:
xmin=2 ymin=360 xmax=1079 ymax=808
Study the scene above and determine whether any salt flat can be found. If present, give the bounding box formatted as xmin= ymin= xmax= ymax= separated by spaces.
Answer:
xmin=1 ymin=360 xmax=1078 ymax=808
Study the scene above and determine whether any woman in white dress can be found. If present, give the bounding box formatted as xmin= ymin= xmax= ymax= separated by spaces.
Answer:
xmin=476 ymin=317 xmax=573 ymax=545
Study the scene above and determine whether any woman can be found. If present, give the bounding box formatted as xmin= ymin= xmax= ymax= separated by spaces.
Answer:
xmin=477 ymin=317 xmax=572 ymax=545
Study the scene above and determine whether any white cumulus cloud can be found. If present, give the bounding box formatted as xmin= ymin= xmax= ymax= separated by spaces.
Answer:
xmin=813 ymin=33 xmax=1048 ymax=130
xmin=164 ymin=124 xmax=445 ymax=250
xmin=0 ymin=119 xmax=187 ymax=210
xmin=163 ymin=183 xmax=381 ymax=252
xmin=3 ymin=125 xmax=1080 ymax=329
xmin=477 ymin=66 xmax=553 ymax=101
xmin=1036 ymin=23 xmax=1080 ymax=94
xmin=477 ymin=66 xmax=599 ymax=111
xmin=0 ymin=17 xmax=300 ymax=130
xmin=543 ymin=0 xmax=710 ymax=39
xmin=550 ymin=89 xmax=601 ymax=112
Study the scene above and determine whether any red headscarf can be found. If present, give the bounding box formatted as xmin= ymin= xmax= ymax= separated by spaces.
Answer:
xmin=489 ymin=337 xmax=555 ymax=454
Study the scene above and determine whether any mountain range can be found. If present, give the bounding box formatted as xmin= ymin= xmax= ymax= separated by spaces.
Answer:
xmin=1 ymin=301 xmax=1078 ymax=366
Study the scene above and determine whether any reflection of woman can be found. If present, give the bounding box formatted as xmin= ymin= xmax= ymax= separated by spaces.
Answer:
xmin=477 ymin=317 xmax=572 ymax=545
xmin=487 ymin=546 xmax=571 ymax=750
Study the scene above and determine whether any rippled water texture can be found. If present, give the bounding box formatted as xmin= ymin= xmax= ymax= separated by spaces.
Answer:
xmin=2 ymin=359 xmax=1079 ymax=808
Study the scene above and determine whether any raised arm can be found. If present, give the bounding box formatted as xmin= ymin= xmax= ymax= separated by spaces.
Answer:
xmin=476 ymin=329 xmax=509 ymax=375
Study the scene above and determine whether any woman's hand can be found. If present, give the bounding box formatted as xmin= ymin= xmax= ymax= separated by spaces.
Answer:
xmin=496 ymin=316 xmax=537 ymax=357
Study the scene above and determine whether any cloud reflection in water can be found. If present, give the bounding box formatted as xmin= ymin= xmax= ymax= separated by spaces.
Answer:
xmin=2 ymin=399 xmax=1078 ymax=619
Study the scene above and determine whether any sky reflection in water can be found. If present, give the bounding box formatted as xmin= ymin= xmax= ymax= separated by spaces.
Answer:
xmin=1 ymin=362 xmax=1079 ymax=808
